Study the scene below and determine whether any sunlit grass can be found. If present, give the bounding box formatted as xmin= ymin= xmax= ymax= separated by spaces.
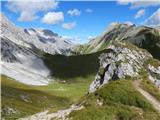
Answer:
xmin=69 ymin=80 xmax=160 ymax=120
xmin=140 ymin=79 xmax=160 ymax=101
xmin=1 ymin=75 xmax=94 ymax=119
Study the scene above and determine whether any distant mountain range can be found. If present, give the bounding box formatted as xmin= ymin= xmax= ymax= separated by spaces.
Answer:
xmin=1 ymin=13 xmax=73 ymax=85
xmin=1 ymin=13 xmax=73 ymax=55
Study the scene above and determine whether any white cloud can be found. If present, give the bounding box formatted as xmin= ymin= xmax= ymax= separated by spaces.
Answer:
xmin=7 ymin=0 xmax=58 ymax=21
xmin=42 ymin=12 xmax=64 ymax=25
xmin=62 ymin=22 xmax=76 ymax=30
xmin=85 ymin=8 xmax=93 ymax=13
xmin=145 ymin=8 xmax=160 ymax=26
xmin=117 ymin=0 xmax=160 ymax=9
xmin=62 ymin=35 xmax=81 ymax=44
xmin=134 ymin=9 xmax=145 ymax=19
xmin=124 ymin=21 xmax=134 ymax=25
xmin=67 ymin=9 xmax=81 ymax=16
xmin=88 ymin=36 xmax=95 ymax=40
xmin=18 ymin=11 xmax=38 ymax=21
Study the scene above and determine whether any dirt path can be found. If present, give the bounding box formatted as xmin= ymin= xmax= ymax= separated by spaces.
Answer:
xmin=133 ymin=80 xmax=160 ymax=112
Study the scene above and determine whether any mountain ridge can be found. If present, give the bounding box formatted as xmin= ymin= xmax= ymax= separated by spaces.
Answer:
xmin=75 ymin=22 xmax=160 ymax=59
xmin=1 ymin=13 xmax=73 ymax=55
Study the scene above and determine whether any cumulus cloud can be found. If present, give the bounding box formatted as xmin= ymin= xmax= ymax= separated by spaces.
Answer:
xmin=145 ymin=8 xmax=160 ymax=26
xmin=7 ymin=0 xmax=58 ymax=21
xmin=124 ymin=21 xmax=134 ymax=25
xmin=67 ymin=9 xmax=81 ymax=16
xmin=62 ymin=35 xmax=81 ymax=44
xmin=85 ymin=8 xmax=93 ymax=13
xmin=134 ymin=9 xmax=145 ymax=19
xmin=88 ymin=36 xmax=95 ymax=40
xmin=42 ymin=12 xmax=64 ymax=25
xmin=62 ymin=22 xmax=76 ymax=30
xmin=18 ymin=11 xmax=38 ymax=21
xmin=117 ymin=0 xmax=160 ymax=9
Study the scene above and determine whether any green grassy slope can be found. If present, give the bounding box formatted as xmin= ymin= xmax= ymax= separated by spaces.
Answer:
xmin=1 ymin=75 xmax=93 ymax=120
xmin=2 ymin=49 xmax=112 ymax=119
xmin=141 ymin=79 xmax=160 ymax=101
xmin=1 ymin=75 xmax=71 ymax=119
xmin=74 ymin=39 xmax=111 ymax=54
xmin=69 ymin=80 xmax=160 ymax=120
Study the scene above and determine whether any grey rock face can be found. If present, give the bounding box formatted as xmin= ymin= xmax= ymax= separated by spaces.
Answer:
xmin=147 ymin=64 xmax=160 ymax=86
xmin=89 ymin=42 xmax=153 ymax=92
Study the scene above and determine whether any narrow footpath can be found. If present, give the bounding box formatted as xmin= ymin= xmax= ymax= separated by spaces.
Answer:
xmin=133 ymin=80 xmax=160 ymax=112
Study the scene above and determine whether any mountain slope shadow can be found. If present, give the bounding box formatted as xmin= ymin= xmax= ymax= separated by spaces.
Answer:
xmin=43 ymin=49 xmax=112 ymax=79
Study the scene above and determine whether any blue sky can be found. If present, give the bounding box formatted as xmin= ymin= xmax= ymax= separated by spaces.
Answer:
xmin=1 ymin=0 xmax=160 ymax=44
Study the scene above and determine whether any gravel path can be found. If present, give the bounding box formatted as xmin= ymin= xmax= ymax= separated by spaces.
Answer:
xmin=133 ymin=80 xmax=160 ymax=112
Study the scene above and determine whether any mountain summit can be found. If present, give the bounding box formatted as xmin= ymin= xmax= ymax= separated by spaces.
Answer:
xmin=76 ymin=23 xmax=160 ymax=59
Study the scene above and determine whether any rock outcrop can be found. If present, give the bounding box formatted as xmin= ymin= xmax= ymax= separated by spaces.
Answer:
xmin=146 ymin=61 xmax=160 ymax=86
xmin=89 ymin=42 xmax=160 ymax=92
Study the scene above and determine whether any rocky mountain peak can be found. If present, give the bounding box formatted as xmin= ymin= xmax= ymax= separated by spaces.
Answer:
xmin=107 ymin=22 xmax=134 ymax=29
xmin=1 ymin=14 xmax=73 ymax=55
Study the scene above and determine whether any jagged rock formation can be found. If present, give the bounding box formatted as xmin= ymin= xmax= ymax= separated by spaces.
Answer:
xmin=25 ymin=28 xmax=73 ymax=55
xmin=89 ymin=42 xmax=160 ymax=92
xmin=0 ymin=13 xmax=73 ymax=55
xmin=146 ymin=60 xmax=160 ymax=86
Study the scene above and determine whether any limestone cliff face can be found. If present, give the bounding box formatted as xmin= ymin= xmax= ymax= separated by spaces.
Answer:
xmin=89 ymin=42 xmax=160 ymax=92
